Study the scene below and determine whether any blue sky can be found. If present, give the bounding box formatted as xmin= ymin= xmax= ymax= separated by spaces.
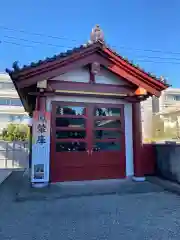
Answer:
xmin=0 ymin=0 xmax=180 ymax=87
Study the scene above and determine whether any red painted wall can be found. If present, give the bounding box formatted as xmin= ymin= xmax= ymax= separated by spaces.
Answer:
xmin=142 ymin=144 xmax=156 ymax=175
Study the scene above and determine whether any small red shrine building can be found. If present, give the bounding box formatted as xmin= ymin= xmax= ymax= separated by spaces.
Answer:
xmin=6 ymin=26 xmax=168 ymax=184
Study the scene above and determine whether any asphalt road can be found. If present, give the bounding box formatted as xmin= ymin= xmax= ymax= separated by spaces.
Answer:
xmin=0 ymin=173 xmax=180 ymax=240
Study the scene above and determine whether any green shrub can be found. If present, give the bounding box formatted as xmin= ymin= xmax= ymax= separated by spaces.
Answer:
xmin=1 ymin=123 xmax=29 ymax=141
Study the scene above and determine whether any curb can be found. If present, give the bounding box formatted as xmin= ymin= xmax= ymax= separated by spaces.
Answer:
xmin=147 ymin=176 xmax=180 ymax=196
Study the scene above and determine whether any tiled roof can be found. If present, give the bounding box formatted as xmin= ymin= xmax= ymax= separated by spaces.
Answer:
xmin=6 ymin=40 xmax=170 ymax=86
xmin=6 ymin=41 xmax=94 ymax=75
xmin=104 ymin=44 xmax=170 ymax=86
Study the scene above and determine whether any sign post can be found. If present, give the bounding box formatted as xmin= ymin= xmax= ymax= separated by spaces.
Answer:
xmin=31 ymin=111 xmax=51 ymax=187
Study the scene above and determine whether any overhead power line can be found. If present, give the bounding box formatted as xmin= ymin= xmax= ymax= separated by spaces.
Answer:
xmin=116 ymin=46 xmax=180 ymax=56
xmin=1 ymin=39 xmax=180 ymax=65
xmin=2 ymin=40 xmax=34 ymax=48
xmin=3 ymin=35 xmax=74 ymax=48
xmin=127 ymin=54 xmax=180 ymax=62
xmin=136 ymin=59 xmax=180 ymax=65
xmin=2 ymin=35 xmax=180 ymax=63
xmin=1 ymin=25 xmax=180 ymax=56
xmin=0 ymin=25 xmax=78 ymax=42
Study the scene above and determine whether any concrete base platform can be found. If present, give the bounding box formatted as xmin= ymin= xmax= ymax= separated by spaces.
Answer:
xmin=132 ymin=176 xmax=146 ymax=182
xmin=16 ymin=177 xmax=164 ymax=202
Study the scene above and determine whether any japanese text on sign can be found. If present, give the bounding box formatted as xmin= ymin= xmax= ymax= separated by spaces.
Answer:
xmin=36 ymin=114 xmax=47 ymax=145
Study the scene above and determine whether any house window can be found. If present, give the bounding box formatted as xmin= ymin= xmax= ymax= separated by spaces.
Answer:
xmin=21 ymin=116 xmax=29 ymax=121
xmin=9 ymin=115 xmax=29 ymax=123
xmin=10 ymin=99 xmax=22 ymax=106
xmin=0 ymin=98 xmax=22 ymax=106
xmin=0 ymin=82 xmax=15 ymax=90
xmin=166 ymin=95 xmax=175 ymax=101
xmin=0 ymin=114 xmax=12 ymax=122
xmin=166 ymin=94 xmax=180 ymax=101
xmin=0 ymin=99 xmax=8 ymax=105
xmin=174 ymin=95 xmax=180 ymax=101
xmin=10 ymin=115 xmax=21 ymax=123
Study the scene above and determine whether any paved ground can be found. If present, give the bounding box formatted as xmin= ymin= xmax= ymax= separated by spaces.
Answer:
xmin=1 ymin=173 xmax=180 ymax=239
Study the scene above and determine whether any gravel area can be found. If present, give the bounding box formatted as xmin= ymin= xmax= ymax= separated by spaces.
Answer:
xmin=1 ymin=174 xmax=180 ymax=239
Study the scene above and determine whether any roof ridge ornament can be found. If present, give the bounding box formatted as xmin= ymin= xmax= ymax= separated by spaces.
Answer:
xmin=160 ymin=75 xmax=167 ymax=84
xmin=90 ymin=24 xmax=104 ymax=43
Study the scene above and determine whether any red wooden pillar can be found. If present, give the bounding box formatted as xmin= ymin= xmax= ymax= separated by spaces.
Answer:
xmin=35 ymin=96 xmax=40 ymax=111
xmin=29 ymin=125 xmax=32 ymax=169
xmin=35 ymin=95 xmax=46 ymax=111
xmin=132 ymin=102 xmax=145 ymax=181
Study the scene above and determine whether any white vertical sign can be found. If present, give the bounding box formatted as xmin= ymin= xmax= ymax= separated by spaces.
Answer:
xmin=31 ymin=111 xmax=51 ymax=183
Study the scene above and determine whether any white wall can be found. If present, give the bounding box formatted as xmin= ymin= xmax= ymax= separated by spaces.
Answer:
xmin=51 ymin=68 xmax=89 ymax=83
xmin=47 ymin=95 xmax=134 ymax=177
xmin=95 ymin=68 xmax=131 ymax=85
xmin=50 ymin=67 xmax=132 ymax=86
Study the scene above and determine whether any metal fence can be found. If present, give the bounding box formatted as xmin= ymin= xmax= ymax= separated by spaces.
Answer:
xmin=0 ymin=140 xmax=29 ymax=169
